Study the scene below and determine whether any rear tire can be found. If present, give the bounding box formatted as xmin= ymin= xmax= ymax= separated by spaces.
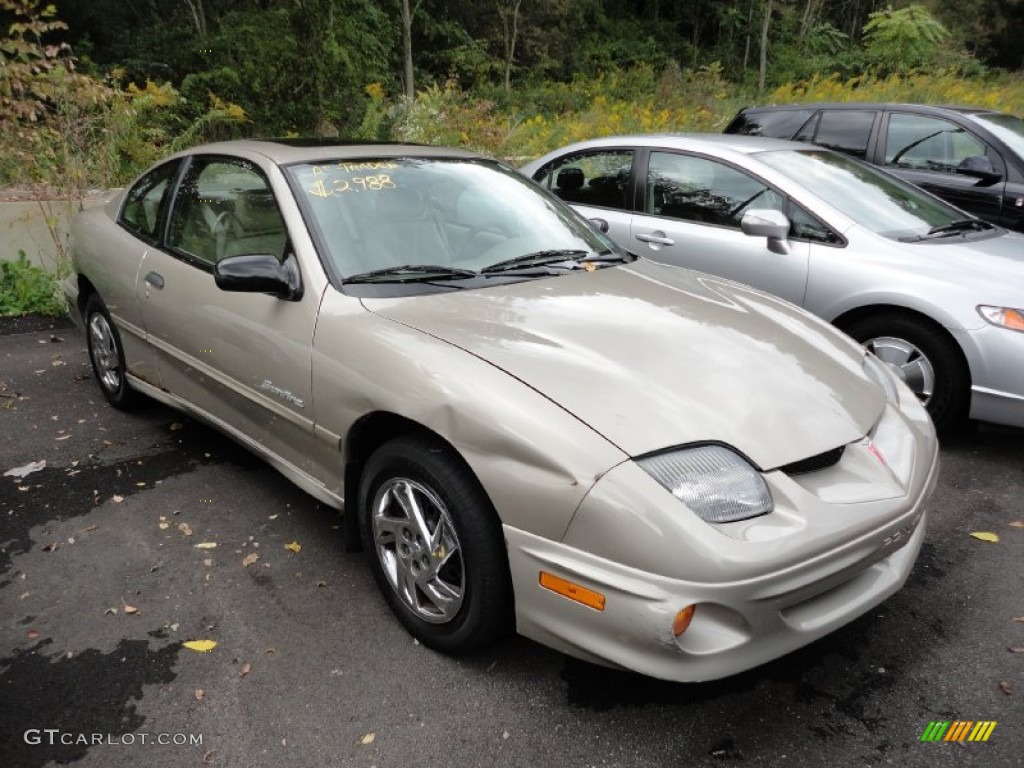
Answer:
xmin=359 ymin=435 xmax=513 ymax=654
xmin=84 ymin=294 xmax=138 ymax=409
xmin=843 ymin=312 xmax=969 ymax=431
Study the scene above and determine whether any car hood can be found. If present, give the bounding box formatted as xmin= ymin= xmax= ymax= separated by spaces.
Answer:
xmin=363 ymin=260 xmax=883 ymax=470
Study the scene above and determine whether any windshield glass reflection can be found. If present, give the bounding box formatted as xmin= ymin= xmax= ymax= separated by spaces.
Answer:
xmin=286 ymin=158 xmax=614 ymax=279
xmin=756 ymin=149 xmax=965 ymax=239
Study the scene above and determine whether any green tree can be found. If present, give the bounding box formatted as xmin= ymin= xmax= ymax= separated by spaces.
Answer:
xmin=863 ymin=4 xmax=950 ymax=73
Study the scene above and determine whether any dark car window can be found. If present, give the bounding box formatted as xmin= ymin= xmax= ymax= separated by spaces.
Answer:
xmin=167 ymin=157 xmax=287 ymax=267
xmin=813 ymin=111 xmax=876 ymax=159
xmin=884 ymin=113 xmax=988 ymax=173
xmin=789 ymin=203 xmax=842 ymax=245
xmin=726 ymin=109 xmax=815 ymax=138
xmin=646 ymin=152 xmax=784 ymax=228
xmin=533 ymin=150 xmax=633 ymax=211
xmin=118 ymin=160 xmax=180 ymax=242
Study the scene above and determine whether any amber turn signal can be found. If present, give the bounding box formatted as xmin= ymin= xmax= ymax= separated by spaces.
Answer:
xmin=539 ymin=571 xmax=605 ymax=611
xmin=673 ymin=605 xmax=696 ymax=636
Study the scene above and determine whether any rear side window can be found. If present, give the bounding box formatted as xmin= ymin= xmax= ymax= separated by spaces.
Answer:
xmin=119 ymin=160 xmax=180 ymax=242
xmin=813 ymin=111 xmax=876 ymax=159
xmin=533 ymin=150 xmax=634 ymax=212
xmin=726 ymin=109 xmax=815 ymax=138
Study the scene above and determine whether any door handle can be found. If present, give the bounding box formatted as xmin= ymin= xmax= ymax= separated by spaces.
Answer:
xmin=144 ymin=272 xmax=165 ymax=289
xmin=635 ymin=232 xmax=675 ymax=246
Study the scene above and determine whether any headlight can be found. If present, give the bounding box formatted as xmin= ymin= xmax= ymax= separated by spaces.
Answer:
xmin=977 ymin=305 xmax=1024 ymax=333
xmin=636 ymin=445 xmax=773 ymax=524
xmin=862 ymin=352 xmax=901 ymax=408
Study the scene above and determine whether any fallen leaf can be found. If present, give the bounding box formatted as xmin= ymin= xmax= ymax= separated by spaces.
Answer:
xmin=202 ymin=750 xmax=215 ymax=764
xmin=41 ymin=542 xmax=59 ymax=552
xmin=265 ymin=648 xmax=276 ymax=654
xmin=19 ymin=591 xmax=30 ymax=600
xmin=27 ymin=629 xmax=40 ymax=640
xmin=123 ymin=603 xmax=139 ymax=615
xmin=112 ymin=494 xmax=124 ymax=503
xmin=67 ymin=536 xmax=75 ymax=545
xmin=1009 ymin=646 xmax=1024 ymax=654
xmin=969 ymin=531 xmax=1000 ymax=542
xmin=3 ymin=460 xmax=46 ymax=479
xmin=268 ymin=514 xmax=278 ymax=520
xmin=1009 ymin=521 xmax=1024 ymax=528
xmin=178 ymin=522 xmax=193 ymax=536
xmin=104 ymin=607 xmax=117 ymax=615
xmin=359 ymin=732 xmax=375 ymax=745
xmin=195 ymin=542 xmax=218 ymax=549
xmin=169 ymin=422 xmax=183 ymax=431
xmin=203 ymin=558 xmax=213 ymax=567
xmin=239 ymin=662 xmax=251 ymax=677
xmin=316 ymin=580 xmax=327 ymax=588
xmin=1014 ymin=616 xmax=1024 ymax=623
xmin=135 ymin=482 xmax=146 ymax=487
xmin=82 ymin=525 xmax=98 ymax=532
xmin=194 ymin=689 xmax=205 ymax=701
xmin=54 ymin=434 xmax=72 ymax=441
xmin=183 ymin=640 xmax=217 ymax=653
xmin=158 ymin=521 xmax=170 ymax=530
xmin=242 ymin=553 xmax=260 ymax=568
xmin=998 ymin=681 xmax=1014 ymax=695
xmin=284 ymin=541 xmax=302 ymax=554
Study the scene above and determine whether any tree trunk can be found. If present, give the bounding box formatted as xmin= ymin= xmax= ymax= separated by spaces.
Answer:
xmin=402 ymin=0 xmax=414 ymax=100
xmin=498 ymin=0 xmax=523 ymax=93
xmin=184 ymin=0 xmax=207 ymax=39
xmin=758 ymin=0 xmax=772 ymax=95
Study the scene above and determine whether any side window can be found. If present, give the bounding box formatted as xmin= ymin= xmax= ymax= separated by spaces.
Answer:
xmin=167 ymin=157 xmax=287 ymax=266
xmin=646 ymin=152 xmax=783 ymax=229
xmin=534 ymin=150 xmax=633 ymax=211
xmin=118 ymin=160 xmax=180 ymax=241
xmin=729 ymin=109 xmax=816 ymax=138
xmin=814 ymin=110 xmax=876 ymax=158
xmin=884 ymin=114 xmax=988 ymax=173
xmin=788 ymin=203 xmax=843 ymax=245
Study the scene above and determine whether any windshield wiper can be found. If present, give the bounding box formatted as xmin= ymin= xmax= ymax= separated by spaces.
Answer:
xmin=925 ymin=219 xmax=994 ymax=236
xmin=343 ymin=264 xmax=478 ymax=284
xmin=481 ymin=249 xmax=589 ymax=273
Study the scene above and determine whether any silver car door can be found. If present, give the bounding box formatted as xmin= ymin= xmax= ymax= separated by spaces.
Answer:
xmin=140 ymin=154 xmax=332 ymax=482
xmin=631 ymin=151 xmax=810 ymax=306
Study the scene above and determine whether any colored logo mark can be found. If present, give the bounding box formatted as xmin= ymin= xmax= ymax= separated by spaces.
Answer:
xmin=920 ymin=721 xmax=997 ymax=742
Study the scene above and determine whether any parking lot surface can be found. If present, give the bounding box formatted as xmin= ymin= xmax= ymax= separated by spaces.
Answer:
xmin=1 ymin=319 xmax=1021 ymax=767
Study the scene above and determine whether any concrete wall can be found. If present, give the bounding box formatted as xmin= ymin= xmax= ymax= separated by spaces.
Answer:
xmin=0 ymin=193 xmax=116 ymax=272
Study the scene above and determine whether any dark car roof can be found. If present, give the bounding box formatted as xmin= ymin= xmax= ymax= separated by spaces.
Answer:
xmin=739 ymin=102 xmax=1003 ymax=117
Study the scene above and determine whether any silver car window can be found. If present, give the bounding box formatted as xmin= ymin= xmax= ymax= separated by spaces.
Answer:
xmin=646 ymin=151 xmax=784 ymax=228
xmin=532 ymin=150 xmax=633 ymax=211
xmin=287 ymin=158 xmax=611 ymax=278
xmin=756 ymin=149 xmax=968 ymax=240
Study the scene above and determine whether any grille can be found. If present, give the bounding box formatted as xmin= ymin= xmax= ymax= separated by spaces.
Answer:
xmin=778 ymin=445 xmax=845 ymax=475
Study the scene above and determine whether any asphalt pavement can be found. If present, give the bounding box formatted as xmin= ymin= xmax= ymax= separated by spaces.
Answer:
xmin=1 ymin=317 xmax=1022 ymax=768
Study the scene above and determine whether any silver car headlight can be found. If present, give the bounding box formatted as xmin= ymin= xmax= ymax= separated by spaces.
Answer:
xmin=863 ymin=352 xmax=901 ymax=409
xmin=977 ymin=305 xmax=1024 ymax=333
xmin=636 ymin=444 xmax=773 ymax=524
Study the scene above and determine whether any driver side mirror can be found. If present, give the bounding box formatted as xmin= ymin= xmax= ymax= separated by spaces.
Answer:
xmin=956 ymin=155 xmax=1002 ymax=184
xmin=741 ymin=209 xmax=791 ymax=255
xmin=589 ymin=217 xmax=610 ymax=234
xmin=214 ymin=252 xmax=303 ymax=301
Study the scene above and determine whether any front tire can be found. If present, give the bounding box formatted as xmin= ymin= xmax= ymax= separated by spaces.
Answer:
xmin=84 ymin=294 xmax=138 ymax=409
xmin=359 ymin=435 xmax=513 ymax=654
xmin=843 ymin=312 xmax=969 ymax=431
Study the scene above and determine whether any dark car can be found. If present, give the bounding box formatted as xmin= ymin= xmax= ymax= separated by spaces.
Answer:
xmin=724 ymin=103 xmax=1024 ymax=232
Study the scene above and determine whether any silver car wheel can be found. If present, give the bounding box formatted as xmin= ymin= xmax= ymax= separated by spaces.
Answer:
xmin=88 ymin=312 xmax=121 ymax=392
xmin=865 ymin=335 xmax=935 ymax=404
xmin=371 ymin=477 xmax=464 ymax=625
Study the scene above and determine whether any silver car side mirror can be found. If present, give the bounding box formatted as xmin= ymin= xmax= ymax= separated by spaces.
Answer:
xmin=741 ymin=209 xmax=791 ymax=255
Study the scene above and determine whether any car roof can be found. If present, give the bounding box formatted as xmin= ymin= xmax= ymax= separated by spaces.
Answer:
xmin=542 ymin=133 xmax=805 ymax=156
xmin=172 ymin=139 xmax=484 ymax=166
xmin=738 ymin=102 xmax=1003 ymax=117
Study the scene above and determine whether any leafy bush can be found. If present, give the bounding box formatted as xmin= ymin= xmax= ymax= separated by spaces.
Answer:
xmin=0 ymin=253 xmax=66 ymax=317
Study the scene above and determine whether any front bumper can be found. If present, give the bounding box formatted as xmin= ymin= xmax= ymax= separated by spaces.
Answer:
xmin=958 ymin=323 xmax=1024 ymax=428
xmin=507 ymin=404 xmax=939 ymax=682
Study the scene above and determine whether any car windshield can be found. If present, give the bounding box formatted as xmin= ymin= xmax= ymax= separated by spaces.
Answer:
xmin=285 ymin=157 xmax=617 ymax=284
xmin=755 ymin=148 xmax=974 ymax=240
xmin=967 ymin=112 xmax=1024 ymax=161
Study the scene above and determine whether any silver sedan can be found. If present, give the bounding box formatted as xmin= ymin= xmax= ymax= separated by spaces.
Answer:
xmin=523 ymin=134 xmax=1024 ymax=431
